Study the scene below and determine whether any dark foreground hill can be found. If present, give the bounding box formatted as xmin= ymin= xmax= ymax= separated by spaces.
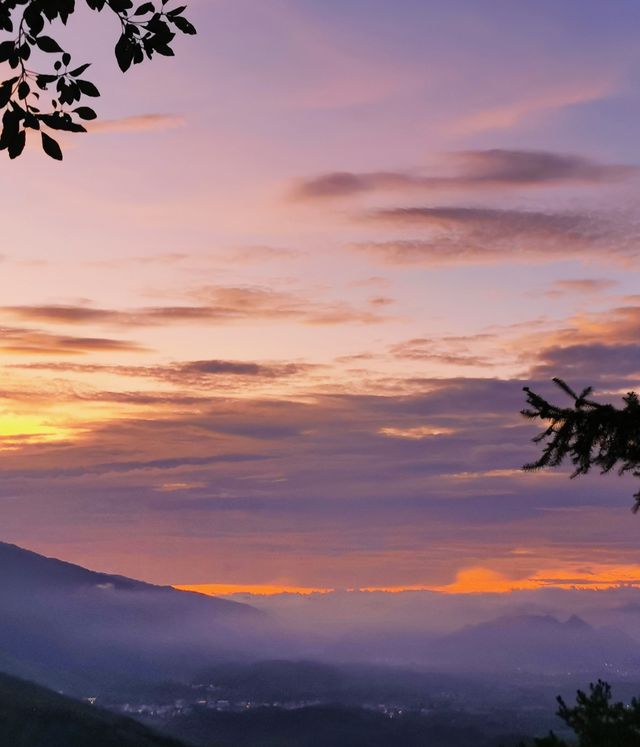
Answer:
xmin=158 ymin=704 xmax=527 ymax=747
xmin=0 ymin=671 xmax=188 ymax=747
xmin=0 ymin=541 xmax=264 ymax=693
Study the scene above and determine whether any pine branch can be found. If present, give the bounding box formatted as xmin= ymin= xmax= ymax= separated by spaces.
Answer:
xmin=522 ymin=379 xmax=640 ymax=511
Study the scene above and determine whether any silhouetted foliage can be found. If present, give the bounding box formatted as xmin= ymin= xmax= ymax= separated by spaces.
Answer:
xmin=532 ymin=680 xmax=640 ymax=746
xmin=0 ymin=0 xmax=195 ymax=160
xmin=522 ymin=378 xmax=640 ymax=511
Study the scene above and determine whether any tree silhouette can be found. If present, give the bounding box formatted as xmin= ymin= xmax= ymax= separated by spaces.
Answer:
xmin=0 ymin=0 xmax=195 ymax=160
xmin=532 ymin=680 xmax=640 ymax=746
xmin=522 ymin=378 xmax=640 ymax=511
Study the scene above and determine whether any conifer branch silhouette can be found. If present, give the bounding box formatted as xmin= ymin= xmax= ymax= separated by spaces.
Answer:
xmin=522 ymin=378 xmax=640 ymax=512
xmin=532 ymin=680 xmax=640 ymax=745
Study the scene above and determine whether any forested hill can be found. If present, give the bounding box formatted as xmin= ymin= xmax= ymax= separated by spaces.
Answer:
xmin=0 ymin=671 xmax=190 ymax=747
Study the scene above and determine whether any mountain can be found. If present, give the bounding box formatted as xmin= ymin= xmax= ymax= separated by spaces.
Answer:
xmin=0 ymin=541 xmax=263 ymax=694
xmin=322 ymin=613 xmax=640 ymax=674
xmin=0 ymin=540 xmax=250 ymax=608
xmin=430 ymin=613 xmax=640 ymax=674
xmin=0 ymin=670 xmax=189 ymax=747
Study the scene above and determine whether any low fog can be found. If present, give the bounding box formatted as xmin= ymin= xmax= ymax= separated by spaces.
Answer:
xmin=3 ymin=541 xmax=640 ymax=698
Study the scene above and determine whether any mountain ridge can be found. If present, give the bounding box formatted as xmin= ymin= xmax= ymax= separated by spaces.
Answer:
xmin=432 ymin=611 xmax=640 ymax=674
xmin=0 ymin=541 xmax=248 ymax=609
xmin=0 ymin=540 xmax=263 ymax=694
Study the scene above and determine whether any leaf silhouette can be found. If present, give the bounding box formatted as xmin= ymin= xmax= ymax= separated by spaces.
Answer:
xmin=0 ymin=1 xmax=196 ymax=160
xmin=41 ymin=131 xmax=63 ymax=160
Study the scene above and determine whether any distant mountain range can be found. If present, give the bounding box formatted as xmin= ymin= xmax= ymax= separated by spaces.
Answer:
xmin=431 ymin=613 xmax=640 ymax=674
xmin=0 ymin=541 xmax=262 ymax=693
xmin=321 ymin=611 xmax=640 ymax=675
xmin=1 ymin=539 xmax=639 ymax=698
xmin=2 ymin=541 xmax=639 ymax=747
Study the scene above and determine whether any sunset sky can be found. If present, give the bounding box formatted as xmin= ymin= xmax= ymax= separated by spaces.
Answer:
xmin=3 ymin=0 xmax=640 ymax=593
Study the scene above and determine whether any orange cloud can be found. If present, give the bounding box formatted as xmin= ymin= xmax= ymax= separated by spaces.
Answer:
xmin=432 ymin=564 xmax=640 ymax=594
xmin=378 ymin=425 xmax=455 ymax=439
xmin=519 ymin=302 xmax=640 ymax=380
xmin=542 ymin=278 xmax=618 ymax=299
xmin=176 ymin=583 xmax=334 ymax=596
xmin=0 ymin=326 xmax=147 ymax=355
xmin=176 ymin=562 xmax=640 ymax=597
xmin=2 ymin=285 xmax=388 ymax=328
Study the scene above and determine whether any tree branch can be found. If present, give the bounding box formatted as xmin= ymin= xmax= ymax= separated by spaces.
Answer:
xmin=522 ymin=378 xmax=640 ymax=511
xmin=0 ymin=0 xmax=196 ymax=160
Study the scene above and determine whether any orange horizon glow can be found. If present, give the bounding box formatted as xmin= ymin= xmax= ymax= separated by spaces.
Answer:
xmin=175 ymin=563 xmax=640 ymax=597
xmin=175 ymin=583 xmax=336 ymax=597
xmin=434 ymin=564 xmax=640 ymax=594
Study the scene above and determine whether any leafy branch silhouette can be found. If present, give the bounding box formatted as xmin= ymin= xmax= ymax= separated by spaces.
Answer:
xmin=522 ymin=378 xmax=640 ymax=511
xmin=0 ymin=0 xmax=196 ymax=160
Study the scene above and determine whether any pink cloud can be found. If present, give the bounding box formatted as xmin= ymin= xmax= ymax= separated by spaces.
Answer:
xmin=449 ymin=82 xmax=614 ymax=135
xmin=87 ymin=114 xmax=185 ymax=135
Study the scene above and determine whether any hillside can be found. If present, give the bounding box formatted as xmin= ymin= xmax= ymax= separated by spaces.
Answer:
xmin=0 ymin=541 xmax=250 ymax=610
xmin=0 ymin=671 xmax=189 ymax=747
xmin=0 ymin=541 xmax=262 ymax=693
xmin=158 ymin=703 xmax=528 ymax=747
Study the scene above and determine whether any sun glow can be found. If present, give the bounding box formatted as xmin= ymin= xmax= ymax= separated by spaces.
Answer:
xmin=0 ymin=412 xmax=74 ymax=447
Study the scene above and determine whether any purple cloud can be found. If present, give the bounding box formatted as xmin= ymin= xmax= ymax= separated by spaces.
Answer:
xmin=292 ymin=150 xmax=635 ymax=199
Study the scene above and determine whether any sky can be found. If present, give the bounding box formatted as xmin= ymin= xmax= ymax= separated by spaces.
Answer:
xmin=2 ymin=0 xmax=640 ymax=593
